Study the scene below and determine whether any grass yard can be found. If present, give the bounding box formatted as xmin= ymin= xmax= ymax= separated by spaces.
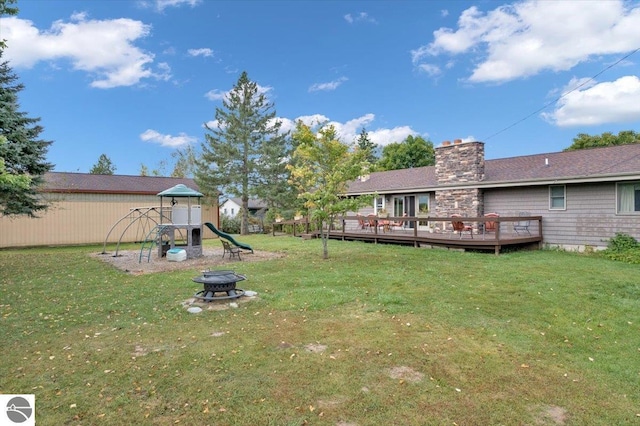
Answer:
xmin=1 ymin=236 xmax=639 ymax=425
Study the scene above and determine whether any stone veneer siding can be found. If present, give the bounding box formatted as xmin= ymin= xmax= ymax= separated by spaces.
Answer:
xmin=434 ymin=141 xmax=485 ymax=220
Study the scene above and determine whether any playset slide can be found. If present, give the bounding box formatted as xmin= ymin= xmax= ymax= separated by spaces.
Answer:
xmin=204 ymin=222 xmax=254 ymax=253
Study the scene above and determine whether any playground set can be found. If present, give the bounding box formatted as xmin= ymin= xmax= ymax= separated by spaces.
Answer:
xmin=101 ymin=184 xmax=253 ymax=263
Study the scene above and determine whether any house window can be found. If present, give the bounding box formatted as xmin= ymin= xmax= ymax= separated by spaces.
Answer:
xmin=375 ymin=196 xmax=384 ymax=214
xmin=617 ymin=182 xmax=640 ymax=214
xmin=231 ymin=208 xmax=235 ymax=215
xmin=549 ymin=185 xmax=565 ymax=210
xmin=417 ymin=195 xmax=429 ymax=215
xmin=393 ymin=197 xmax=404 ymax=217
xmin=224 ymin=208 xmax=227 ymax=215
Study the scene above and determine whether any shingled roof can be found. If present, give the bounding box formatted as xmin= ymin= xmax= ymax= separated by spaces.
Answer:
xmin=347 ymin=144 xmax=640 ymax=194
xmin=42 ymin=172 xmax=201 ymax=195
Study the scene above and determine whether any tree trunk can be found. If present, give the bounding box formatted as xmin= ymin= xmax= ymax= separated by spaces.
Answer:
xmin=321 ymin=220 xmax=329 ymax=259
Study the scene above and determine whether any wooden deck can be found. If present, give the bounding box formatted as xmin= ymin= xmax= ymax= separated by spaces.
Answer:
xmin=273 ymin=215 xmax=543 ymax=255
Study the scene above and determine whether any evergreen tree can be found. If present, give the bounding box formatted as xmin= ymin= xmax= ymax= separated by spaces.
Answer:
xmin=253 ymin=125 xmax=297 ymax=220
xmin=89 ymin=153 xmax=116 ymax=175
xmin=196 ymin=71 xmax=286 ymax=234
xmin=0 ymin=48 xmax=54 ymax=216
xmin=355 ymin=127 xmax=378 ymax=164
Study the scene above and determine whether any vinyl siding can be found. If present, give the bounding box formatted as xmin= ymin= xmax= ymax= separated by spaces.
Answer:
xmin=484 ymin=182 xmax=640 ymax=249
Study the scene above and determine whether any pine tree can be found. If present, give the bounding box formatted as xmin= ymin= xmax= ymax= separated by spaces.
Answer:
xmin=0 ymin=50 xmax=54 ymax=216
xmin=355 ymin=127 xmax=378 ymax=164
xmin=196 ymin=71 xmax=286 ymax=234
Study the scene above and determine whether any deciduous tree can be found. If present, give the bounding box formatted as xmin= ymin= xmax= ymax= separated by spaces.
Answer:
xmin=288 ymin=122 xmax=371 ymax=259
xmin=377 ymin=135 xmax=435 ymax=171
xmin=564 ymin=130 xmax=640 ymax=151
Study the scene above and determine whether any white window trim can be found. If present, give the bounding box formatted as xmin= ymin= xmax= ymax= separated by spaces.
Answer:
xmin=549 ymin=185 xmax=566 ymax=210
xmin=616 ymin=182 xmax=640 ymax=215
xmin=374 ymin=196 xmax=385 ymax=214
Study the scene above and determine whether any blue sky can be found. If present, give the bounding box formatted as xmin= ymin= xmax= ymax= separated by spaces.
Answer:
xmin=2 ymin=0 xmax=640 ymax=175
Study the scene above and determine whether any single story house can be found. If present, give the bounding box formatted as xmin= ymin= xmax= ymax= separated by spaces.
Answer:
xmin=219 ymin=197 xmax=268 ymax=218
xmin=346 ymin=140 xmax=640 ymax=251
xmin=0 ymin=172 xmax=218 ymax=248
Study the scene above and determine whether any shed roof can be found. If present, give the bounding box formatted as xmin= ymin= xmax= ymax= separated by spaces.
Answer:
xmin=42 ymin=172 xmax=201 ymax=195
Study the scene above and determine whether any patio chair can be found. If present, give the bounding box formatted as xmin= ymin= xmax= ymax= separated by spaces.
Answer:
xmin=513 ymin=211 xmax=531 ymax=235
xmin=367 ymin=214 xmax=378 ymax=232
xmin=483 ymin=212 xmax=499 ymax=234
xmin=451 ymin=214 xmax=473 ymax=239
xmin=221 ymin=240 xmax=242 ymax=260
xmin=389 ymin=213 xmax=407 ymax=231
xmin=356 ymin=214 xmax=369 ymax=231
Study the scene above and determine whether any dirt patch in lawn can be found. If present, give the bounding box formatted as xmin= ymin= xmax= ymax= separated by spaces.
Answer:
xmin=530 ymin=404 xmax=568 ymax=425
xmin=386 ymin=366 xmax=424 ymax=383
xmin=93 ymin=247 xmax=284 ymax=274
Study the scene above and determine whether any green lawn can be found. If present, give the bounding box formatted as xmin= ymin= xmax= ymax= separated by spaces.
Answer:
xmin=1 ymin=236 xmax=639 ymax=425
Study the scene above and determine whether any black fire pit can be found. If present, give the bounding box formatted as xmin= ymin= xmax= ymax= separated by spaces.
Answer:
xmin=192 ymin=270 xmax=246 ymax=301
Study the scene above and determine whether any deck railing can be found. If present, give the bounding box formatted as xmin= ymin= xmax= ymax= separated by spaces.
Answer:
xmin=338 ymin=215 xmax=542 ymax=238
xmin=271 ymin=214 xmax=543 ymax=254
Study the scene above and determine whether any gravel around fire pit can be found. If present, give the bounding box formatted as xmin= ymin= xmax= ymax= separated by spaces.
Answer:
xmin=94 ymin=247 xmax=283 ymax=274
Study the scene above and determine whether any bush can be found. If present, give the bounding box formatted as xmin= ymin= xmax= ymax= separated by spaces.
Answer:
xmin=606 ymin=232 xmax=639 ymax=252
xmin=601 ymin=233 xmax=640 ymax=264
xmin=220 ymin=214 xmax=241 ymax=234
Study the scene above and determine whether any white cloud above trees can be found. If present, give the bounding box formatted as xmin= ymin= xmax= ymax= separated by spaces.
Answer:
xmin=1 ymin=14 xmax=169 ymax=88
xmin=277 ymin=114 xmax=418 ymax=146
xmin=413 ymin=0 xmax=640 ymax=83
xmin=140 ymin=129 xmax=197 ymax=147
xmin=542 ymin=76 xmax=640 ymax=127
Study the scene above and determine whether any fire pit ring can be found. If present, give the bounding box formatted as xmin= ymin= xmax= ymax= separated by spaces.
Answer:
xmin=192 ymin=270 xmax=246 ymax=301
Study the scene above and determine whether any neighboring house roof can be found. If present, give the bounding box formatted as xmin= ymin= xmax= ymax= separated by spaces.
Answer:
xmin=227 ymin=197 xmax=268 ymax=210
xmin=347 ymin=144 xmax=640 ymax=194
xmin=42 ymin=172 xmax=200 ymax=195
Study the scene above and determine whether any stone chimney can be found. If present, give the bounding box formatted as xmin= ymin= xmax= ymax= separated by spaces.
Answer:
xmin=434 ymin=140 xmax=485 ymax=218
xmin=436 ymin=140 xmax=485 ymax=184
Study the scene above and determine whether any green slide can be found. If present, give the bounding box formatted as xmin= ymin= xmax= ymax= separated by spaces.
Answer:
xmin=204 ymin=222 xmax=254 ymax=253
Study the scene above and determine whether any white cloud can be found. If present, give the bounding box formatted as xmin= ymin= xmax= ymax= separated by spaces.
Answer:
xmin=140 ymin=129 xmax=197 ymax=148
xmin=412 ymin=0 xmax=640 ymax=83
xmin=188 ymin=48 xmax=214 ymax=57
xmin=417 ymin=63 xmax=441 ymax=77
xmin=542 ymin=75 xmax=640 ymax=127
xmin=367 ymin=126 xmax=417 ymax=146
xmin=277 ymin=114 xmax=330 ymax=134
xmin=137 ymin=0 xmax=201 ymax=12
xmin=277 ymin=113 xmax=417 ymax=146
xmin=1 ymin=14 xmax=166 ymax=88
xmin=204 ymin=89 xmax=226 ymax=101
xmin=308 ymin=77 xmax=348 ymax=92
xmin=344 ymin=12 xmax=377 ymax=24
